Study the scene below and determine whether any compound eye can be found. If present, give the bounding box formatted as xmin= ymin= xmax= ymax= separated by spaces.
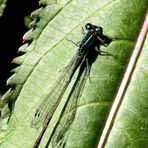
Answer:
xmin=95 ymin=27 xmax=103 ymax=33
xmin=85 ymin=23 xmax=92 ymax=30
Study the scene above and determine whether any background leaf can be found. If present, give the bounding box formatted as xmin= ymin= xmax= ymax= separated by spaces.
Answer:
xmin=0 ymin=0 xmax=7 ymax=17
xmin=0 ymin=0 xmax=147 ymax=147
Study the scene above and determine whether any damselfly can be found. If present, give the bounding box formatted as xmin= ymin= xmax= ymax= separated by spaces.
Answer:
xmin=31 ymin=23 xmax=112 ymax=148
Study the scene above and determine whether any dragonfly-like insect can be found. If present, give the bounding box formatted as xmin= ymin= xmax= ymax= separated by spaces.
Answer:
xmin=31 ymin=23 xmax=112 ymax=148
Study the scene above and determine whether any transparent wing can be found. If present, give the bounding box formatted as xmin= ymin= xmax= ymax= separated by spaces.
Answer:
xmin=47 ymin=62 xmax=90 ymax=148
xmin=31 ymin=53 xmax=78 ymax=129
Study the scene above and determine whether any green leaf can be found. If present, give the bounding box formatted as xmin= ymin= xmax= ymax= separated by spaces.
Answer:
xmin=0 ymin=0 xmax=147 ymax=147
xmin=104 ymin=32 xmax=148 ymax=148
xmin=0 ymin=0 xmax=7 ymax=17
